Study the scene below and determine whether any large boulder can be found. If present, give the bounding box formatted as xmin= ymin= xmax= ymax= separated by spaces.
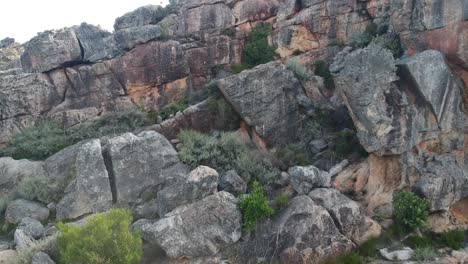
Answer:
xmin=413 ymin=154 xmax=468 ymax=212
xmin=114 ymin=5 xmax=167 ymax=30
xmin=0 ymin=158 xmax=45 ymax=197
xmin=103 ymin=131 xmax=189 ymax=206
xmin=332 ymin=44 xmax=401 ymax=155
xmin=288 ymin=165 xmax=330 ymax=194
xmin=219 ymin=170 xmax=247 ymax=196
xmin=276 ymin=196 xmax=353 ymax=263
xmin=138 ymin=191 xmax=242 ymax=258
xmin=157 ymin=166 xmax=219 ymax=216
xmin=5 ymin=199 xmax=49 ymax=224
xmin=309 ymin=188 xmax=381 ymax=244
xmin=217 ymin=61 xmax=309 ymax=147
xmin=21 ymin=29 xmax=82 ymax=73
xmin=17 ymin=217 xmax=45 ymax=240
xmin=56 ymin=139 xmax=113 ymax=220
xmin=73 ymin=23 xmax=115 ymax=62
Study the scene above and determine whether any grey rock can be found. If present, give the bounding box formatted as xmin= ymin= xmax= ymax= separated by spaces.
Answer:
xmin=0 ymin=38 xmax=15 ymax=49
xmin=333 ymin=44 xmax=400 ymax=155
xmin=31 ymin=252 xmax=55 ymax=264
xmin=73 ymin=23 xmax=115 ymax=62
xmin=309 ymin=188 xmax=381 ymax=244
xmin=0 ymin=250 xmax=17 ymax=263
xmin=276 ymin=196 xmax=353 ymax=263
xmin=157 ymin=166 xmax=219 ymax=216
xmin=56 ymin=139 xmax=112 ymax=221
xmin=396 ymin=50 xmax=464 ymax=131
xmin=0 ymin=40 xmax=23 ymax=71
xmin=103 ymin=131 xmax=189 ymax=206
xmin=5 ymin=199 xmax=49 ymax=224
xmin=14 ymin=229 xmax=34 ymax=250
xmin=217 ymin=61 xmax=309 ymax=147
xmin=379 ymin=247 xmax=414 ymax=261
xmin=413 ymin=154 xmax=468 ymax=211
xmin=114 ymin=25 xmax=164 ymax=51
xmin=114 ymin=5 xmax=167 ymax=30
xmin=219 ymin=170 xmax=247 ymax=196
xmin=288 ymin=165 xmax=330 ymax=194
xmin=43 ymin=141 xmax=84 ymax=181
xmin=308 ymin=139 xmax=328 ymax=155
xmin=21 ymin=29 xmax=82 ymax=73
xmin=139 ymin=191 xmax=241 ymax=258
xmin=17 ymin=217 xmax=45 ymax=239
xmin=328 ymin=159 xmax=349 ymax=178
xmin=0 ymin=157 xmax=45 ymax=197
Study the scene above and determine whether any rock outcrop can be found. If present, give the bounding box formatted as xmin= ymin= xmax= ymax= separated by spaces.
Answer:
xmin=138 ymin=191 xmax=242 ymax=258
xmin=5 ymin=199 xmax=49 ymax=224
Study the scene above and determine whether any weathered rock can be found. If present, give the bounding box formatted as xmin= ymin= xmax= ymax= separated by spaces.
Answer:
xmin=56 ymin=139 xmax=112 ymax=220
xmin=114 ymin=5 xmax=167 ymax=31
xmin=332 ymin=44 xmax=401 ymax=155
xmin=21 ymin=29 xmax=82 ymax=73
xmin=308 ymin=139 xmax=328 ymax=155
xmin=182 ymin=3 xmax=234 ymax=33
xmin=309 ymin=188 xmax=381 ymax=244
xmin=0 ymin=40 xmax=23 ymax=71
xmin=233 ymin=0 xmax=280 ymax=24
xmin=73 ymin=23 xmax=115 ymax=62
xmin=139 ymin=191 xmax=241 ymax=258
xmin=276 ymin=195 xmax=353 ymax=263
xmin=219 ymin=170 xmax=247 ymax=196
xmin=17 ymin=217 xmax=45 ymax=239
xmin=288 ymin=165 xmax=330 ymax=194
xmin=0 ymin=38 xmax=14 ymax=49
xmin=157 ymin=166 xmax=219 ymax=216
xmin=104 ymin=131 xmax=188 ymax=206
xmin=0 ymin=250 xmax=17 ymax=263
xmin=396 ymin=50 xmax=464 ymax=132
xmin=0 ymin=158 xmax=45 ymax=197
xmin=218 ymin=61 xmax=309 ymax=147
xmin=413 ymin=154 xmax=468 ymax=212
xmin=14 ymin=229 xmax=34 ymax=250
xmin=5 ymin=199 xmax=49 ymax=224
xmin=31 ymin=252 xmax=55 ymax=264
xmin=379 ymin=247 xmax=414 ymax=261
xmin=113 ymin=25 xmax=164 ymax=51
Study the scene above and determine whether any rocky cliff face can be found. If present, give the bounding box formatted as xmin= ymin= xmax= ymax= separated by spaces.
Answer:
xmin=0 ymin=0 xmax=467 ymax=263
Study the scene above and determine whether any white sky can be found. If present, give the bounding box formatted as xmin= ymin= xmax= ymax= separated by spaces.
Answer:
xmin=0 ymin=0 xmax=170 ymax=43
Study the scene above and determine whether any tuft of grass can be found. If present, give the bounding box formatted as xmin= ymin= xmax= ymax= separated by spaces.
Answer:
xmin=435 ymin=229 xmax=465 ymax=250
xmin=272 ymin=193 xmax=290 ymax=211
xmin=412 ymin=247 xmax=437 ymax=261
xmin=157 ymin=97 xmax=189 ymax=121
xmin=322 ymin=252 xmax=363 ymax=264
xmin=230 ymin=63 xmax=250 ymax=74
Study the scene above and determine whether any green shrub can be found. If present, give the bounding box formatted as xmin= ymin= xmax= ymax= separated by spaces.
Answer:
xmin=157 ymin=97 xmax=189 ymax=121
xmin=57 ymin=209 xmax=142 ymax=264
xmin=436 ymin=229 xmax=465 ymax=250
xmin=0 ymin=110 xmax=151 ymax=161
xmin=222 ymin=27 xmax=236 ymax=37
xmin=231 ymin=63 xmax=250 ymax=74
xmin=286 ymin=60 xmax=311 ymax=81
xmin=17 ymin=176 xmax=71 ymax=204
xmin=357 ymin=238 xmax=379 ymax=258
xmin=413 ymin=247 xmax=437 ymax=261
xmin=404 ymin=235 xmax=434 ymax=248
xmin=178 ymin=130 xmax=279 ymax=184
xmin=239 ymin=181 xmax=274 ymax=231
xmin=2 ymin=121 xmax=69 ymax=161
xmin=314 ymin=60 xmax=334 ymax=88
xmin=272 ymin=193 xmax=290 ymax=210
xmin=292 ymin=49 xmax=303 ymax=56
xmin=275 ymin=143 xmax=309 ymax=167
xmin=322 ymin=252 xmax=363 ymax=264
xmin=392 ymin=191 xmax=429 ymax=232
xmin=243 ymin=24 xmax=275 ymax=67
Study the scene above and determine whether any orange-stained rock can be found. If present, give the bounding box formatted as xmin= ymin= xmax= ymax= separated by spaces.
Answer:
xmin=273 ymin=24 xmax=319 ymax=58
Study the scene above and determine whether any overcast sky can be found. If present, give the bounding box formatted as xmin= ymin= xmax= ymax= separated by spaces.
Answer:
xmin=0 ymin=0 xmax=170 ymax=43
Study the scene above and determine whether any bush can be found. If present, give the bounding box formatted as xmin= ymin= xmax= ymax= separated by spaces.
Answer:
xmin=222 ymin=27 xmax=236 ymax=37
xmin=272 ymin=193 xmax=290 ymax=211
xmin=357 ymin=238 xmax=379 ymax=258
xmin=2 ymin=121 xmax=69 ymax=161
xmin=17 ymin=176 xmax=71 ymax=204
xmin=0 ymin=110 xmax=151 ymax=161
xmin=413 ymin=247 xmax=437 ymax=261
xmin=436 ymin=229 xmax=465 ymax=250
xmin=243 ymin=24 xmax=275 ymax=67
xmin=177 ymin=130 xmax=279 ymax=184
xmin=404 ymin=235 xmax=433 ymax=249
xmin=157 ymin=97 xmax=189 ymax=121
xmin=392 ymin=191 xmax=429 ymax=232
xmin=286 ymin=60 xmax=311 ymax=81
xmin=314 ymin=60 xmax=334 ymax=88
xmin=57 ymin=209 xmax=142 ymax=264
xmin=239 ymin=181 xmax=274 ymax=231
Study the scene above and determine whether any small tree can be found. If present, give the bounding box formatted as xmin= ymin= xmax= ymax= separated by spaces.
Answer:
xmin=239 ymin=181 xmax=274 ymax=231
xmin=393 ymin=191 xmax=429 ymax=232
xmin=57 ymin=209 xmax=142 ymax=264
xmin=243 ymin=24 xmax=275 ymax=67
